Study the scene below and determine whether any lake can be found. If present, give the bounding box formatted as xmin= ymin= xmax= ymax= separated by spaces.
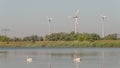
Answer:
xmin=0 ymin=48 xmax=120 ymax=68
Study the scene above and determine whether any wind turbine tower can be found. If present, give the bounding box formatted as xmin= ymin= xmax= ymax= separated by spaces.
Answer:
xmin=47 ymin=17 xmax=52 ymax=35
xmin=101 ymin=15 xmax=106 ymax=38
xmin=73 ymin=9 xmax=79 ymax=34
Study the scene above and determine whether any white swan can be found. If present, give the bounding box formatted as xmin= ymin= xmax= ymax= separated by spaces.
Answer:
xmin=26 ymin=56 xmax=32 ymax=64
xmin=74 ymin=57 xmax=80 ymax=63
xmin=73 ymin=57 xmax=80 ymax=68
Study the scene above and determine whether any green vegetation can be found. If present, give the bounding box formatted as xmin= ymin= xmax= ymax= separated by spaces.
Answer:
xmin=0 ymin=41 xmax=120 ymax=48
xmin=0 ymin=32 xmax=120 ymax=48
xmin=45 ymin=32 xmax=100 ymax=41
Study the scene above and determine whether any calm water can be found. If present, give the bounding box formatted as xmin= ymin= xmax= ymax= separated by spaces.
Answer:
xmin=0 ymin=48 xmax=120 ymax=68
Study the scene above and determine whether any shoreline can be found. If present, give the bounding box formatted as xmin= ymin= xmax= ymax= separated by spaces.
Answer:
xmin=0 ymin=40 xmax=120 ymax=48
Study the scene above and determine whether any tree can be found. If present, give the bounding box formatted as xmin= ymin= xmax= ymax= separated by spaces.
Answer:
xmin=88 ymin=33 xmax=100 ymax=42
xmin=77 ymin=33 xmax=100 ymax=41
xmin=104 ymin=34 xmax=117 ymax=40
xmin=90 ymin=33 xmax=100 ymax=40
xmin=39 ymin=36 xmax=44 ymax=41
xmin=0 ymin=35 xmax=9 ymax=42
xmin=13 ymin=37 xmax=22 ymax=41
xmin=77 ymin=34 xmax=84 ymax=41
xmin=23 ymin=35 xmax=40 ymax=42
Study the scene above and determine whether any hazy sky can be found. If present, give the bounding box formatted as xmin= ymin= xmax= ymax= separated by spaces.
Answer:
xmin=0 ymin=0 xmax=120 ymax=37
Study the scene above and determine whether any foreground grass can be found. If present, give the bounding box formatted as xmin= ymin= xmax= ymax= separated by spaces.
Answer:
xmin=0 ymin=40 xmax=120 ymax=48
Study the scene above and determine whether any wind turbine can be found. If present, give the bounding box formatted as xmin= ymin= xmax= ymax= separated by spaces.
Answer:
xmin=72 ymin=9 xmax=80 ymax=34
xmin=100 ymin=15 xmax=106 ymax=38
xmin=47 ymin=17 xmax=53 ymax=35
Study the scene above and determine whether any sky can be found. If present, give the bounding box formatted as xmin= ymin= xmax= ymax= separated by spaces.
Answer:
xmin=0 ymin=0 xmax=120 ymax=38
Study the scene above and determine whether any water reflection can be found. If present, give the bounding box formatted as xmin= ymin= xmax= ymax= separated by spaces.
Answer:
xmin=0 ymin=48 xmax=119 ymax=68
xmin=0 ymin=51 xmax=8 ymax=64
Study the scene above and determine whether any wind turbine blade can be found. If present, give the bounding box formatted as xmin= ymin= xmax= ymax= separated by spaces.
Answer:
xmin=75 ymin=9 xmax=79 ymax=16
xmin=100 ymin=14 xmax=106 ymax=18
xmin=103 ymin=16 xmax=106 ymax=18
xmin=68 ymin=16 xmax=72 ymax=18
xmin=49 ymin=18 xmax=53 ymax=20
xmin=75 ymin=18 xmax=79 ymax=24
xmin=46 ymin=16 xmax=53 ymax=20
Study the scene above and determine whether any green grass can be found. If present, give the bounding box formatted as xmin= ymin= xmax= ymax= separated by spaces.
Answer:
xmin=0 ymin=40 xmax=120 ymax=48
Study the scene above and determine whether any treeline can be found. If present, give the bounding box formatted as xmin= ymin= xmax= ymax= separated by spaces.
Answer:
xmin=0 ymin=35 xmax=44 ymax=43
xmin=0 ymin=32 xmax=119 ymax=42
xmin=45 ymin=32 xmax=118 ymax=41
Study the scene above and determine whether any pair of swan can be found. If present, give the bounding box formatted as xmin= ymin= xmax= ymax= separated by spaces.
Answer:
xmin=26 ymin=56 xmax=80 ymax=64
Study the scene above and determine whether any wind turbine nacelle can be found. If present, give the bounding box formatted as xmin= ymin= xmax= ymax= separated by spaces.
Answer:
xmin=73 ymin=16 xmax=78 ymax=18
